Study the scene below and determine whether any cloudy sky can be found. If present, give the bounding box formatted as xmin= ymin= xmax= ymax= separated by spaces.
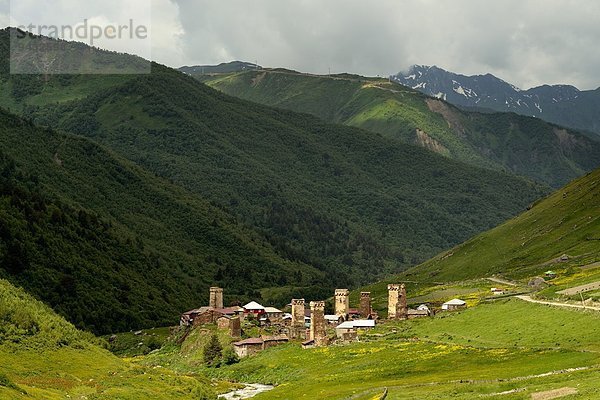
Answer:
xmin=3 ymin=0 xmax=600 ymax=89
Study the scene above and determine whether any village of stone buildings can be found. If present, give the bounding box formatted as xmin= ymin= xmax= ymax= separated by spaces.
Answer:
xmin=180 ymin=285 xmax=471 ymax=358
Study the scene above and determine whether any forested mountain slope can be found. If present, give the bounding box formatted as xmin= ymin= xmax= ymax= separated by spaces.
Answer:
xmin=0 ymin=109 xmax=322 ymax=334
xmin=198 ymin=68 xmax=600 ymax=188
xmin=14 ymin=66 xmax=547 ymax=279
xmin=405 ymin=166 xmax=600 ymax=283
xmin=356 ymin=164 xmax=600 ymax=311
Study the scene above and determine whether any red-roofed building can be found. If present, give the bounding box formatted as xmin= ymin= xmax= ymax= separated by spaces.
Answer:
xmin=243 ymin=301 xmax=266 ymax=315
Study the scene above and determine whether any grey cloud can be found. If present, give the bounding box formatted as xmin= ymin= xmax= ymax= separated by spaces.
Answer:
xmin=172 ymin=0 xmax=600 ymax=89
xmin=2 ymin=0 xmax=598 ymax=89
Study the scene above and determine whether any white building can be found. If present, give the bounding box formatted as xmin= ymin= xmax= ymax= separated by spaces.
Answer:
xmin=442 ymin=299 xmax=466 ymax=311
xmin=335 ymin=319 xmax=375 ymax=338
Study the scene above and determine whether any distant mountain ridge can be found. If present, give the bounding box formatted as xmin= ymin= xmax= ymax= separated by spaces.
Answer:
xmin=180 ymin=61 xmax=261 ymax=75
xmin=392 ymin=65 xmax=600 ymax=137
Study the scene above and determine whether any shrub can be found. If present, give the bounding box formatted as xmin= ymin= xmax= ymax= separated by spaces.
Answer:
xmin=147 ymin=335 xmax=163 ymax=351
xmin=0 ymin=372 xmax=20 ymax=391
xmin=221 ymin=346 xmax=240 ymax=366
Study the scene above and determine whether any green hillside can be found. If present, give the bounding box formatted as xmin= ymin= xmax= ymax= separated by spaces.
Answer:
xmin=0 ymin=278 xmax=215 ymax=399
xmin=198 ymin=69 xmax=600 ymax=188
xmin=395 ymin=299 xmax=600 ymax=351
xmin=0 ymin=109 xmax=323 ymax=334
xmin=359 ymin=166 xmax=600 ymax=306
xmin=404 ymin=166 xmax=600 ymax=283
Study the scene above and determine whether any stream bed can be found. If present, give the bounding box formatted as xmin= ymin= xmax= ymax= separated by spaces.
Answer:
xmin=218 ymin=383 xmax=275 ymax=399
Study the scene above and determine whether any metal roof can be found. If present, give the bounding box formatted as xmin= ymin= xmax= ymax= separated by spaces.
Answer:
xmin=336 ymin=320 xmax=375 ymax=329
xmin=336 ymin=321 xmax=355 ymax=329
xmin=243 ymin=301 xmax=265 ymax=310
xmin=353 ymin=320 xmax=376 ymax=328
xmin=443 ymin=299 xmax=466 ymax=305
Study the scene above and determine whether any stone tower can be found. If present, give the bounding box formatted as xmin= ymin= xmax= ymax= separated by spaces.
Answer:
xmin=335 ymin=289 xmax=350 ymax=317
xmin=387 ymin=284 xmax=400 ymax=319
xmin=388 ymin=284 xmax=408 ymax=319
xmin=359 ymin=292 xmax=372 ymax=318
xmin=209 ymin=287 xmax=223 ymax=309
xmin=291 ymin=298 xmax=306 ymax=327
xmin=230 ymin=316 xmax=241 ymax=338
xmin=398 ymin=284 xmax=408 ymax=319
xmin=290 ymin=298 xmax=306 ymax=339
xmin=310 ymin=301 xmax=328 ymax=346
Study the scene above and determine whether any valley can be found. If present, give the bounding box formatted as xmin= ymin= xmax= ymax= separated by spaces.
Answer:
xmin=0 ymin=28 xmax=549 ymax=334
xmin=1 ymin=2 xmax=600 ymax=398
xmin=97 ymin=168 xmax=600 ymax=399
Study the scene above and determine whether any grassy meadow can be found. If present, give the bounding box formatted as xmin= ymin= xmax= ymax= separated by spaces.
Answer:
xmin=113 ymin=298 xmax=600 ymax=399
xmin=0 ymin=278 xmax=217 ymax=399
xmin=536 ymin=263 xmax=600 ymax=301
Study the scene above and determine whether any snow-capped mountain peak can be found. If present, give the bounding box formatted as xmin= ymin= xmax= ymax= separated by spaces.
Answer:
xmin=391 ymin=65 xmax=590 ymax=119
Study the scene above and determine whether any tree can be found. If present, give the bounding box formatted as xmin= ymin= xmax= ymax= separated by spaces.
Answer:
xmin=203 ymin=333 xmax=222 ymax=367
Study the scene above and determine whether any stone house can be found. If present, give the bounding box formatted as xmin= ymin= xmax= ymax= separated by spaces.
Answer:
xmin=216 ymin=315 xmax=241 ymax=337
xmin=262 ymin=335 xmax=289 ymax=350
xmin=216 ymin=315 xmax=231 ymax=330
xmin=232 ymin=335 xmax=289 ymax=357
xmin=233 ymin=338 xmax=264 ymax=358
xmin=264 ymin=307 xmax=284 ymax=320
xmin=181 ymin=307 xmax=225 ymax=326
xmin=180 ymin=309 xmax=200 ymax=326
